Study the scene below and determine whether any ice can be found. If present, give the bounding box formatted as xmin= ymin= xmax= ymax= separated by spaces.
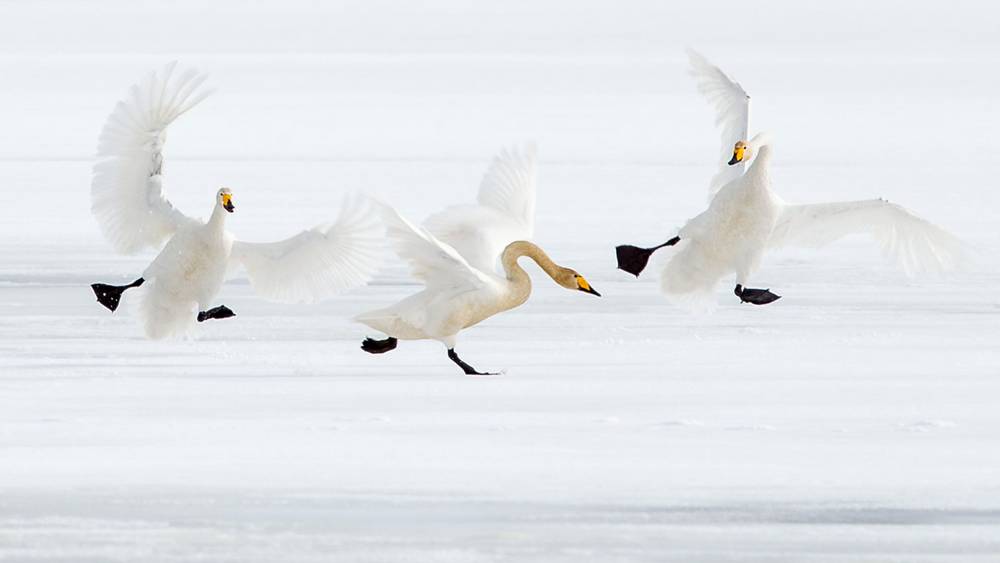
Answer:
xmin=1 ymin=1 xmax=999 ymax=560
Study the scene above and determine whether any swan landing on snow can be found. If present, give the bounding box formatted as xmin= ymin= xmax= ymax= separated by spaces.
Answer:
xmin=616 ymin=51 xmax=966 ymax=306
xmin=89 ymin=63 xmax=381 ymax=338
xmin=356 ymin=147 xmax=600 ymax=375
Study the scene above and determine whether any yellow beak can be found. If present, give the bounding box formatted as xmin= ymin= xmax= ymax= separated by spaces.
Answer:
xmin=728 ymin=146 xmax=745 ymax=166
xmin=576 ymin=276 xmax=601 ymax=297
xmin=221 ymin=193 xmax=235 ymax=213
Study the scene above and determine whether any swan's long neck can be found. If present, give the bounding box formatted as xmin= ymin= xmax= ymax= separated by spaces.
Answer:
xmin=207 ymin=203 xmax=228 ymax=232
xmin=746 ymin=132 xmax=774 ymax=187
xmin=500 ymin=241 xmax=565 ymax=307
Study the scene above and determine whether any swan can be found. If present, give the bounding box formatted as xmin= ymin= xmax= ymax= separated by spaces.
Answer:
xmin=89 ymin=63 xmax=381 ymax=338
xmin=616 ymin=50 xmax=966 ymax=305
xmin=355 ymin=147 xmax=600 ymax=375
xmin=357 ymin=205 xmax=600 ymax=375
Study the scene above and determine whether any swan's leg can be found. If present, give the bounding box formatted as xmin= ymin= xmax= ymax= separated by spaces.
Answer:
xmin=91 ymin=277 xmax=145 ymax=312
xmin=197 ymin=305 xmax=236 ymax=322
xmin=361 ymin=336 xmax=398 ymax=354
xmin=615 ymin=236 xmax=680 ymax=277
xmin=447 ymin=349 xmax=497 ymax=376
xmin=734 ymin=284 xmax=781 ymax=305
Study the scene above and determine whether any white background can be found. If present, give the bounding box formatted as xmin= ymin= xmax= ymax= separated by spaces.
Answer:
xmin=0 ymin=1 xmax=998 ymax=560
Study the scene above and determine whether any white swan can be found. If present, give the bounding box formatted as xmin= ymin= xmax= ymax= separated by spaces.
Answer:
xmin=616 ymin=50 xmax=967 ymax=305
xmin=90 ymin=63 xmax=381 ymax=338
xmin=355 ymin=147 xmax=600 ymax=375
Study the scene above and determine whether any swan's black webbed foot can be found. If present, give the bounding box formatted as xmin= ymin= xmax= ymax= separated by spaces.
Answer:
xmin=197 ymin=305 xmax=236 ymax=322
xmin=361 ymin=337 xmax=398 ymax=354
xmin=448 ymin=348 xmax=497 ymax=376
xmin=735 ymin=284 xmax=782 ymax=305
xmin=91 ymin=278 xmax=145 ymax=312
xmin=615 ymin=236 xmax=680 ymax=277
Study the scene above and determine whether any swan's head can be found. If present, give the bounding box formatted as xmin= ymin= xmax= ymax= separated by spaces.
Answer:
xmin=555 ymin=268 xmax=601 ymax=297
xmin=729 ymin=133 xmax=773 ymax=165
xmin=728 ymin=141 xmax=750 ymax=166
xmin=217 ymin=188 xmax=235 ymax=213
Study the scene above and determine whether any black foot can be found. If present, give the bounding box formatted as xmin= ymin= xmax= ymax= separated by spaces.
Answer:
xmin=447 ymin=348 xmax=497 ymax=376
xmin=735 ymin=284 xmax=782 ymax=305
xmin=361 ymin=337 xmax=398 ymax=354
xmin=615 ymin=237 xmax=679 ymax=277
xmin=197 ymin=305 xmax=236 ymax=322
xmin=91 ymin=278 xmax=144 ymax=312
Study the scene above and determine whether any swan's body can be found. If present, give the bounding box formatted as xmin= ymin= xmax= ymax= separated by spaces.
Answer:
xmin=616 ymin=51 xmax=966 ymax=305
xmin=662 ymin=135 xmax=781 ymax=299
xmin=356 ymin=147 xmax=599 ymax=375
xmin=138 ymin=206 xmax=234 ymax=338
xmin=90 ymin=63 xmax=381 ymax=338
xmin=358 ymin=223 xmax=574 ymax=346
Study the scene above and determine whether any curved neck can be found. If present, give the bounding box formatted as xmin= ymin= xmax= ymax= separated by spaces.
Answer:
xmin=753 ymin=144 xmax=773 ymax=166
xmin=748 ymin=132 xmax=774 ymax=173
xmin=500 ymin=240 xmax=565 ymax=286
xmin=750 ymin=131 xmax=773 ymax=148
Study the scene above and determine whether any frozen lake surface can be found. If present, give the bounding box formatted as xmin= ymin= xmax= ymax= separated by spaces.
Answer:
xmin=1 ymin=1 xmax=999 ymax=560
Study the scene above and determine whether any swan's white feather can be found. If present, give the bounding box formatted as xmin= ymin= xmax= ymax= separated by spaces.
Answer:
xmin=138 ymin=216 xmax=234 ymax=340
xmin=230 ymin=197 xmax=383 ymax=304
xmin=424 ymin=144 xmax=536 ymax=272
xmin=355 ymin=203 xmax=495 ymax=342
xmin=662 ymin=144 xmax=778 ymax=304
xmin=768 ymin=199 xmax=969 ymax=276
xmin=379 ymin=203 xmax=491 ymax=290
xmin=475 ymin=143 xmax=537 ymax=231
xmin=91 ymin=62 xmax=212 ymax=254
xmin=424 ymin=204 xmax=527 ymax=274
xmin=688 ymin=49 xmax=750 ymax=197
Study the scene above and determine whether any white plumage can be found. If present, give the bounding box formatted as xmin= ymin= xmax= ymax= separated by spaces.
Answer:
xmin=356 ymin=146 xmax=599 ymax=375
xmin=355 ymin=203 xmax=503 ymax=348
xmin=357 ymin=145 xmax=538 ymax=347
xmin=91 ymin=64 xmax=381 ymax=338
xmin=91 ymin=62 xmax=209 ymax=254
xmin=687 ymin=49 xmax=750 ymax=198
xmin=423 ymin=144 xmax=537 ymax=272
xmin=629 ymin=51 xmax=967 ymax=306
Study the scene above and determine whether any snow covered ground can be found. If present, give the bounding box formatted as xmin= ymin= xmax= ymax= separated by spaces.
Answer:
xmin=1 ymin=1 xmax=999 ymax=561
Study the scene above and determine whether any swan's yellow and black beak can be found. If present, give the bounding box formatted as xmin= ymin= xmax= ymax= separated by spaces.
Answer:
xmin=576 ymin=275 xmax=601 ymax=297
xmin=222 ymin=192 xmax=235 ymax=213
xmin=728 ymin=144 xmax=746 ymax=166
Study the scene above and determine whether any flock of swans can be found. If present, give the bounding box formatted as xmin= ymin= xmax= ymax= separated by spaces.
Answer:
xmin=90 ymin=52 xmax=966 ymax=375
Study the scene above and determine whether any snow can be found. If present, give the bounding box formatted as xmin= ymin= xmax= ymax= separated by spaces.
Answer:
xmin=1 ymin=1 xmax=999 ymax=560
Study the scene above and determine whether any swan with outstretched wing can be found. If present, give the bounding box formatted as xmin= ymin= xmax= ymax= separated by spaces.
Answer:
xmin=356 ymin=146 xmax=599 ymax=375
xmin=89 ymin=63 xmax=381 ymax=338
xmin=356 ymin=202 xmax=598 ymax=376
xmin=615 ymin=50 xmax=967 ymax=306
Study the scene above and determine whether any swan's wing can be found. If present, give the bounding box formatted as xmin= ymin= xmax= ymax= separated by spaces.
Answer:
xmin=424 ymin=144 xmax=537 ymax=272
xmin=768 ymin=199 xmax=969 ymax=275
xmin=230 ymin=197 xmax=383 ymax=303
xmin=91 ymin=62 xmax=211 ymax=253
xmin=688 ymin=49 xmax=750 ymax=197
xmin=379 ymin=203 xmax=493 ymax=290
xmin=424 ymin=204 xmax=529 ymax=273
xmin=476 ymin=143 xmax=537 ymax=231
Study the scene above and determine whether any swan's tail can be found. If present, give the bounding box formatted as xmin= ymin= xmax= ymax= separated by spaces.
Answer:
xmin=659 ymin=243 xmax=727 ymax=309
xmin=137 ymin=279 xmax=197 ymax=340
